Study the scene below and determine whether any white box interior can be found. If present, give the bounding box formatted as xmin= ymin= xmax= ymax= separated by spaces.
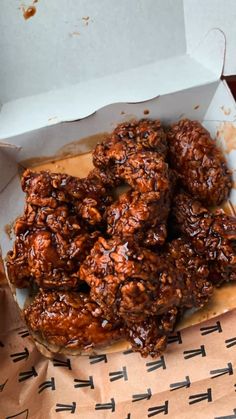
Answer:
xmin=1 ymin=0 xmax=234 ymax=139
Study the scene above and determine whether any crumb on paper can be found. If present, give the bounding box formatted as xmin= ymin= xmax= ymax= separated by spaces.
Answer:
xmin=220 ymin=106 xmax=231 ymax=116
xmin=194 ymin=105 xmax=200 ymax=110
xmin=143 ymin=109 xmax=150 ymax=115
xmin=120 ymin=111 xmax=125 ymax=115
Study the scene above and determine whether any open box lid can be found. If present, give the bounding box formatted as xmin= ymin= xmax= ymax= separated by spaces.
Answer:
xmin=0 ymin=0 xmax=235 ymax=139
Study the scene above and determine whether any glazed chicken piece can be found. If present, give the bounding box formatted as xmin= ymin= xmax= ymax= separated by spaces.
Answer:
xmin=92 ymin=120 xmax=171 ymax=245
xmin=7 ymin=226 xmax=99 ymax=289
xmin=172 ymin=192 xmax=236 ymax=285
xmin=124 ymin=307 xmax=178 ymax=358
xmin=24 ymin=290 xmax=122 ymax=351
xmin=106 ymin=189 xmax=169 ymax=247
xmin=93 ymin=119 xmax=167 ymax=174
xmin=167 ymin=119 xmax=232 ymax=205
xmin=6 ymin=169 xmax=109 ymax=289
xmin=79 ymin=237 xmax=212 ymax=322
xmin=116 ymin=150 xmax=170 ymax=193
xmin=22 ymin=169 xmax=112 ymax=226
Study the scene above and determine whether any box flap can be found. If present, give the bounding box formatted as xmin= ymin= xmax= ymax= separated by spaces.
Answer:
xmin=0 ymin=0 xmax=225 ymax=141
xmin=184 ymin=0 xmax=236 ymax=76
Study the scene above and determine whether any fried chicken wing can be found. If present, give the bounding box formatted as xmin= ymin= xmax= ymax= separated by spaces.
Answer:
xmin=7 ymin=228 xmax=99 ymax=289
xmin=107 ymin=190 xmax=169 ymax=246
xmin=93 ymin=119 xmax=167 ymax=170
xmin=124 ymin=308 xmax=178 ymax=357
xmin=117 ymin=151 xmax=170 ymax=193
xmin=172 ymin=192 xmax=236 ymax=284
xmin=22 ymin=169 xmax=112 ymax=226
xmin=6 ymin=169 xmax=109 ymax=289
xmin=79 ymin=237 xmax=212 ymax=322
xmin=24 ymin=290 xmax=122 ymax=351
xmin=167 ymin=119 xmax=232 ymax=205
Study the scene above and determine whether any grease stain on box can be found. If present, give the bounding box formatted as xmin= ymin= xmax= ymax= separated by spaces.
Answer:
xmin=220 ymin=105 xmax=231 ymax=115
xmin=82 ymin=16 xmax=90 ymax=26
xmin=217 ymin=122 xmax=236 ymax=153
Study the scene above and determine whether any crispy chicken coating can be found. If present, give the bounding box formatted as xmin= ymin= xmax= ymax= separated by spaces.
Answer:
xmin=117 ymin=151 xmax=170 ymax=193
xmin=172 ymin=193 xmax=236 ymax=284
xmin=6 ymin=169 xmax=110 ymax=289
xmin=79 ymin=237 xmax=212 ymax=322
xmin=107 ymin=190 xmax=169 ymax=247
xmin=124 ymin=308 xmax=178 ymax=357
xmin=92 ymin=120 xmax=171 ymax=244
xmin=93 ymin=119 xmax=167 ymax=171
xmin=167 ymin=119 xmax=232 ymax=205
xmin=7 ymin=227 xmax=99 ymax=289
xmin=22 ymin=169 xmax=112 ymax=226
xmin=24 ymin=290 xmax=122 ymax=350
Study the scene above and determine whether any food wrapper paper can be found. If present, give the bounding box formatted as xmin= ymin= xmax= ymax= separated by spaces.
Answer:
xmin=1 ymin=274 xmax=236 ymax=419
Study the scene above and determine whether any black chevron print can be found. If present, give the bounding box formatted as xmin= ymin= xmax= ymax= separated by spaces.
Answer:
xmin=89 ymin=354 xmax=107 ymax=364
xmin=146 ymin=356 xmax=166 ymax=372
xmin=95 ymin=398 xmax=115 ymax=412
xmin=109 ymin=366 xmax=128 ymax=382
xmin=0 ymin=379 xmax=8 ymax=392
xmin=74 ymin=376 xmax=94 ymax=389
xmin=53 ymin=358 xmax=71 ymax=370
xmin=148 ymin=401 xmax=168 ymax=417
xmin=10 ymin=347 xmax=29 ymax=362
xmin=200 ymin=321 xmax=222 ymax=335
xmin=189 ymin=388 xmax=212 ymax=404
xmin=225 ymin=337 xmax=236 ymax=348
xmin=210 ymin=363 xmax=233 ymax=379
xmin=183 ymin=345 xmax=206 ymax=359
xmin=170 ymin=376 xmax=190 ymax=391
xmin=167 ymin=331 xmax=182 ymax=344
xmin=123 ymin=348 xmax=134 ymax=355
xmin=6 ymin=409 xmax=29 ymax=419
xmin=55 ymin=402 xmax=76 ymax=413
xmin=18 ymin=329 xmax=30 ymax=338
xmin=18 ymin=366 xmax=38 ymax=382
xmin=38 ymin=377 xmax=56 ymax=393
xmin=215 ymin=408 xmax=236 ymax=419
xmin=132 ymin=388 xmax=152 ymax=402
